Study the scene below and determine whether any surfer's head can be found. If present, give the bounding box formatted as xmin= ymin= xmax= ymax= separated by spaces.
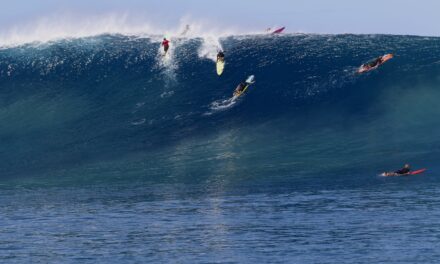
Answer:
xmin=404 ymin=164 xmax=410 ymax=168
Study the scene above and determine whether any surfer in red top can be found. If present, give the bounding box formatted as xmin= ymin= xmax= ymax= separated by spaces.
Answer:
xmin=162 ymin=38 xmax=170 ymax=54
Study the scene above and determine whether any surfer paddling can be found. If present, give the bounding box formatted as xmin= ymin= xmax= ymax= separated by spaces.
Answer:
xmin=367 ymin=56 xmax=384 ymax=68
xmin=357 ymin=54 xmax=393 ymax=73
xmin=381 ymin=164 xmax=426 ymax=177
xmin=382 ymin=164 xmax=411 ymax=177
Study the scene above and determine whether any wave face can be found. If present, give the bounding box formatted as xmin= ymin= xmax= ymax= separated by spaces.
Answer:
xmin=1 ymin=34 xmax=440 ymax=183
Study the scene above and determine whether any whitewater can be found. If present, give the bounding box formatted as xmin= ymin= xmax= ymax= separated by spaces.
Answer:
xmin=1 ymin=31 xmax=440 ymax=263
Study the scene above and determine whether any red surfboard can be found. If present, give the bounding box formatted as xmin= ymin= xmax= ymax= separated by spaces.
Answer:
xmin=272 ymin=27 xmax=285 ymax=34
xmin=409 ymin=168 xmax=427 ymax=175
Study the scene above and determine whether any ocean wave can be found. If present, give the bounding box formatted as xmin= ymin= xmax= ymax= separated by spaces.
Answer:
xmin=1 ymin=34 xmax=440 ymax=179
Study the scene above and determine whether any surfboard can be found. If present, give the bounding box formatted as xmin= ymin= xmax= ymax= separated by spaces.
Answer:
xmin=272 ymin=27 xmax=285 ymax=34
xmin=357 ymin=54 xmax=394 ymax=74
xmin=409 ymin=168 xmax=426 ymax=175
xmin=216 ymin=59 xmax=225 ymax=76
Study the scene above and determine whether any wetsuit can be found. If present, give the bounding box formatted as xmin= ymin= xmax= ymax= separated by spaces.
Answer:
xmin=162 ymin=39 xmax=170 ymax=52
xmin=217 ymin=52 xmax=225 ymax=62
xmin=368 ymin=57 xmax=383 ymax=68
xmin=395 ymin=167 xmax=410 ymax=175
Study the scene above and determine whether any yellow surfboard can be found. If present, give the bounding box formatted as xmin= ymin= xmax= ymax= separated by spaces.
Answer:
xmin=216 ymin=59 xmax=225 ymax=76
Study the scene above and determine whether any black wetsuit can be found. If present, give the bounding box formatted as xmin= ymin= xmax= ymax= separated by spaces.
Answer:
xmin=368 ymin=57 xmax=383 ymax=68
xmin=395 ymin=167 xmax=410 ymax=175
xmin=217 ymin=52 xmax=225 ymax=61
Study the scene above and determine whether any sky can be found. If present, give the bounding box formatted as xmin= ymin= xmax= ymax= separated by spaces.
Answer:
xmin=0 ymin=0 xmax=439 ymax=38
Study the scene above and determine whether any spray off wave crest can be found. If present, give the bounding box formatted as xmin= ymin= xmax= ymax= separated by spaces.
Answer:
xmin=0 ymin=14 xmax=242 ymax=48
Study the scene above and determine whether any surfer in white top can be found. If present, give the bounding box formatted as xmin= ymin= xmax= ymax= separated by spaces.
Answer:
xmin=181 ymin=25 xmax=190 ymax=36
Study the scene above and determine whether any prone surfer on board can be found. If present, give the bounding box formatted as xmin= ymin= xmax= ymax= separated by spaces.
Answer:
xmin=367 ymin=56 xmax=384 ymax=68
xmin=357 ymin=54 xmax=393 ymax=73
xmin=162 ymin=38 xmax=170 ymax=54
xmin=382 ymin=164 xmax=411 ymax=177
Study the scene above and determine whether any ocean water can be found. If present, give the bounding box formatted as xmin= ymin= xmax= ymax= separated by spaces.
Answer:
xmin=1 ymin=34 xmax=440 ymax=263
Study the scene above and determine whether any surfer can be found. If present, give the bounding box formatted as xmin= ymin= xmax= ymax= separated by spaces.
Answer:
xmin=394 ymin=164 xmax=411 ymax=175
xmin=367 ymin=56 xmax=384 ymax=68
xmin=233 ymin=76 xmax=255 ymax=97
xmin=216 ymin=51 xmax=226 ymax=75
xmin=358 ymin=54 xmax=393 ymax=73
xmin=383 ymin=164 xmax=411 ymax=177
xmin=217 ymin=51 xmax=225 ymax=62
xmin=181 ymin=25 xmax=190 ymax=36
xmin=162 ymin=38 xmax=170 ymax=54
xmin=234 ymin=81 xmax=247 ymax=95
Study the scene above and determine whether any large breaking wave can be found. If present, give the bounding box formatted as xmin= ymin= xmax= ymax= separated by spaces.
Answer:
xmin=1 ymin=33 xmax=440 ymax=183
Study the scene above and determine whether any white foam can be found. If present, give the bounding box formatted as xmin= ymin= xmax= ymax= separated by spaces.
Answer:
xmin=0 ymin=14 xmax=244 ymax=48
xmin=198 ymin=36 xmax=223 ymax=62
xmin=0 ymin=14 xmax=155 ymax=47
xmin=207 ymin=96 xmax=241 ymax=114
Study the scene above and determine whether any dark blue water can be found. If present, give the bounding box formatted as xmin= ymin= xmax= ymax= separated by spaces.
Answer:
xmin=1 ymin=34 xmax=440 ymax=262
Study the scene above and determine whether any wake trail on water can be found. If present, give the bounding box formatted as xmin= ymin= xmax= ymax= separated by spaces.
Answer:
xmin=208 ymin=97 xmax=237 ymax=113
